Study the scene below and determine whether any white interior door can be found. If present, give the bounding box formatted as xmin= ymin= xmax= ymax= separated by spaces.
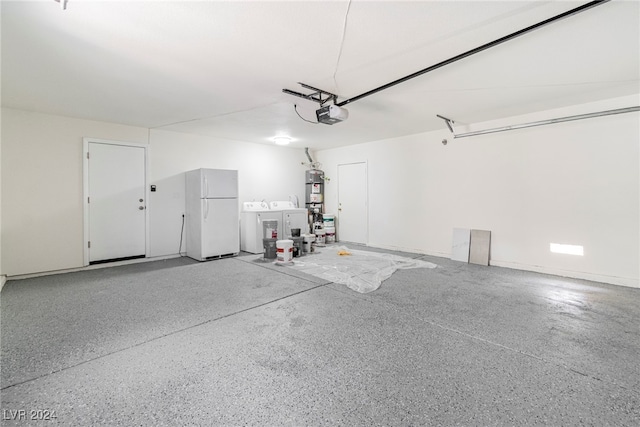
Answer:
xmin=338 ymin=162 xmax=368 ymax=244
xmin=86 ymin=141 xmax=146 ymax=263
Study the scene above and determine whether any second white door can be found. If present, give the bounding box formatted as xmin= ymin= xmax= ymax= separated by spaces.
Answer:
xmin=337 ymin=162 xmax=368 ymax=244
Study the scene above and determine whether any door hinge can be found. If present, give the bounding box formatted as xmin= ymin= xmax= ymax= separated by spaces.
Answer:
xmin=87 ymin=197 xmax=90 ymax=204
xmin=88 ymin=241 xmax=91 ymax=248
xmin=86 ymin=152 xmax=90 ymax=159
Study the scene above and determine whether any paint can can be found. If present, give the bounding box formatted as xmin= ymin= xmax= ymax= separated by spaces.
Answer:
xmin=303 ymin=234 xmax=315 ymax=253
xmin=323 ymin=214 xmax=335 ymax=228
xmin=276 ymin=239 xmax=294 ymax=264
xmin=262 ymin=238 xmax=277 ymax=260
xmin=325 ymin=226 xmax=336 ymax=243
xmin=262 ymin=220 xmax=278 ymax=239
xmin=309 ymin=193 xmax=323 ymax=203
xmin=292 ymin=236 xmax=304 ymax=257
xmin=315 ymin=229 xmax=326 ymax=246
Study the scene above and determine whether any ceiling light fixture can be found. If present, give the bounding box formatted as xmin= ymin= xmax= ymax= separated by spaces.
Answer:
xmin=273 ymin=136 xmax=291 ymax=146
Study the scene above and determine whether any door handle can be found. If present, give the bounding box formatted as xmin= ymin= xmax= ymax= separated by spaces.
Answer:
xmin=139 ymin=199 xmax=144 ymax=202
xmin=139 ymin=206 xmax=144 ymax=210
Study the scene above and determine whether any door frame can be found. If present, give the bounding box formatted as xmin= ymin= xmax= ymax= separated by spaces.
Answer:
xmin=337 ymin=161 xmax=369 ymax=245
xmin=82 ymin=137 xmax=150 ymax=266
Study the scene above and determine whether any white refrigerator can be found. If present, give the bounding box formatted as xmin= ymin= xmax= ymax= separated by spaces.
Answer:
xmin=185 ymin=168 xmax=239 ymax=261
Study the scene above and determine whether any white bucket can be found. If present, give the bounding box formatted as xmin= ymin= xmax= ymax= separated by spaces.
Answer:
xmin=292 ymin=236 xmax=304 ymax=257
xmin=315 ymin=229 xmax=326 ymax=245
xmin=309 ymin=193 xmax=323 ymax=203
xmin=325 ymin=226 xmax=336 ymax=243
xmin=302 ymin=234 xmax=315 ymax=253
xmin=276 ymin=239 xmax=294 ymax=264
xmin=323 ymin=214 xmax=335 ymax=227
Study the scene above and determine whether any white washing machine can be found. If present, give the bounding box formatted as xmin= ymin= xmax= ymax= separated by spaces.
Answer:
xmin=269 ymin=201 xmax=309 ymax=237
xmin=240 ymin=202 xmax=282 ymax=254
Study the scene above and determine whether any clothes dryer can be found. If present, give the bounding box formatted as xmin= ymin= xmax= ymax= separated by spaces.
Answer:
xmin=269 ymin=201 xmax=309 ymax=238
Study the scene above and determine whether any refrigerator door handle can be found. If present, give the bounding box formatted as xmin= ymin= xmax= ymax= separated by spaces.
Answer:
xmin=204 ymin=199 xmax=209 ymax=220
xmin=204 ymin=177 xmax=209 ymax=198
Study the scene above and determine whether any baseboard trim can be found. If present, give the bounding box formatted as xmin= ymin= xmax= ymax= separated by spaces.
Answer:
xmin=6 ymin=254 xmax=184 ymax=281
xmin=364 ymin=242 xmax=449 ymax=259
xmin=490 ymin=259 xmax=639 ymax=289
xmin=360 ymin=243 xmax=639 ymax=290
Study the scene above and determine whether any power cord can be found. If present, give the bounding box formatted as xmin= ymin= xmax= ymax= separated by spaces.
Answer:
xmin=294 ymin=104 xmax=319 ymax=124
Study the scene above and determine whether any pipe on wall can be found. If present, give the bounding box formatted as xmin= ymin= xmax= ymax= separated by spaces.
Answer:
xmin=304 ymin=147 xmax=314 ymax=163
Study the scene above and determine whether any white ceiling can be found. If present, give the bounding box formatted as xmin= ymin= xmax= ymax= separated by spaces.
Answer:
xmin=2 ymin=0 xmax=639 ymax=150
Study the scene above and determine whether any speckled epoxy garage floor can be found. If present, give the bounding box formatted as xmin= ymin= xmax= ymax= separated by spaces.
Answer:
xmin=1 ymin=246 xmax=639 ymax=426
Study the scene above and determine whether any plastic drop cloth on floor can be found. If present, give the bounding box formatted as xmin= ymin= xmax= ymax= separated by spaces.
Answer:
xmin=285 ymin=245 xmax=438 ymax=293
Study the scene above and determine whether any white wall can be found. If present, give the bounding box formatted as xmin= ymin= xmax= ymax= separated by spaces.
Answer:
xmin=147 ymin=129 xmax=306 ymax=258
xmin=317 ymin=96 xmax=639 ymax=288
xmin=1 ymin=109 xmax=307 ymax=276
xmin=1 ymin=109 xmax=149 ymax=276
